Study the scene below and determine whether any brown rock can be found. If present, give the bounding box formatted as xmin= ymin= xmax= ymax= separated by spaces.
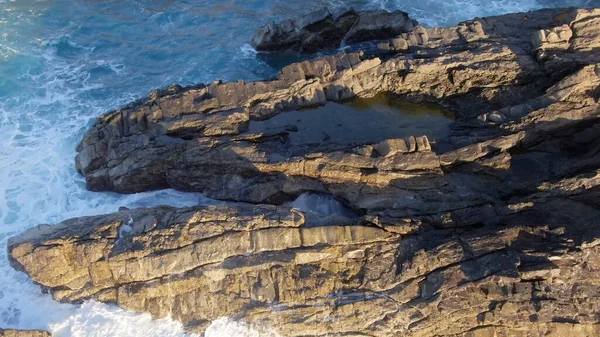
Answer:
xmin=9 ymin=6 xmax=600 ymax=337
xmin=0 ymin=330 xmax=50 ymax=337
xmin=9 ymin=198 xmax=600 ymax=335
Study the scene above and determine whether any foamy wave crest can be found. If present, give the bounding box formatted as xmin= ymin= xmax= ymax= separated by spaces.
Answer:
xmin=49 ymin=301 xmax=278 ymax=337
xmin=0 ymin=16 xmax=234 ymax=337
xmin=205 ymin=318 xmax=281 ymax=337
xmin=49 ymin=301 xmax=197 ymax=337
xmin=239 ymin=44 xmax=258 ymax=59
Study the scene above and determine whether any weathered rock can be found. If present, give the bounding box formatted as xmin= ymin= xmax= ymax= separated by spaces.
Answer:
xmin=9 ymin=196 xmax=600 ymax=335
xmin=68 ymin=7 xmax=600 ymax=228
xmin=373 ymin=138 xmax=409 ymax=156
xmin=251 ymin=8 xmax=417 ymax=53
xmin=9 ymin=6 xmax=600 ymax=337
xmin=75 ymin=8 xmax=600 ymax=203
xmin=0 ymin=330 xmax=50 ymax=337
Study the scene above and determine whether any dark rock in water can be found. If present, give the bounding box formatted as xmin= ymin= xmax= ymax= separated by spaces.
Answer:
xmin=9 ymin=6 xmax=600 ymax=337
xmin=0 ymin=330 xmax=50 ymax=337
xmin=251 ymin=7 xmax=417 ymax=53
xmin=283 ymin=124 xmax=298 ymax=132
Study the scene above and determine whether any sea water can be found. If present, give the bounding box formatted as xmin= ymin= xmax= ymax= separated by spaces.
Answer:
xmin=0 ymin=0 xmax=598 ymax=336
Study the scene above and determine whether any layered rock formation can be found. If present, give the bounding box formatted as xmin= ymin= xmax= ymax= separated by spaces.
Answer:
xmin=8 ymin=6 xmax=600 ymax=337
xmin=251 ymin=8 xmax=417 ymax=52
xmin=9 ymin=196 xmax=600 ymax=336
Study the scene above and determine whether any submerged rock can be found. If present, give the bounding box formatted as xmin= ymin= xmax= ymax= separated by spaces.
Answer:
xmin=8 ymin=6 xmax=600 ymax=337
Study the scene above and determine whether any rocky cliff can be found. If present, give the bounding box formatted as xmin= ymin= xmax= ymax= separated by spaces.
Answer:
xmin=8 ymin=7 xmax=600 ymax=337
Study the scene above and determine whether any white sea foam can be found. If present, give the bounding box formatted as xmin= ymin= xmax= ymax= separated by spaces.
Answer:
xmin=46 ymin=301 xmax=271 ymax=337
xmin=0 ymin=21 xmax=263 ymax=337
xmin=360 ymin=0 xmax=599 ymax=27
xmin=239 ymin=44 xmax=258 ymax=58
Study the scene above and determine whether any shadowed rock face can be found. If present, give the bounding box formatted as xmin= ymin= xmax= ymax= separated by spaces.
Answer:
xmin=251 ymin=8 xmax=417 ymax=53
xmin=8 ymin=6 xmax=600 ymax=337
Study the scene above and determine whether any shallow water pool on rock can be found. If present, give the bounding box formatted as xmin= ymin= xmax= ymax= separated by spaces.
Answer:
xmin=248 ymin=93 xmax=454 ymax=147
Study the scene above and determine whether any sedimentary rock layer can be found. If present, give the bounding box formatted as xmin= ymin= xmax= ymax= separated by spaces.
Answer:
xmin=75 ymin=8 xmax=600 ymax=204
xmin=8 ymin=6 xmax=600 ymax=337
xmin=251 ymin=8 xmax=417 ymax=52
xmin=0 ymin=330 xmax=50 ymax=337
xmin=9 ymin=199 xmax=600 ymax=336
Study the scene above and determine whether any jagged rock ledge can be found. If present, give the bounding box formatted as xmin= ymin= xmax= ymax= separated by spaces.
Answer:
xmin=251 ymin=7 xmax=417 ymax=52
xmin=8 ymin=6 xmax=600 ymax=337
xmin=9 ymin=203 xmax=600 ymax=336
xmin=73 ymin=8 xmax=600 ymax=226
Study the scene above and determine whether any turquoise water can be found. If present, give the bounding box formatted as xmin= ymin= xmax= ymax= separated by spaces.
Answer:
xmin=0 ymin=0 xmax=598 ymax=336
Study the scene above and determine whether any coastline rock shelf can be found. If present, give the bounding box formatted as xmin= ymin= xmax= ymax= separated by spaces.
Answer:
xmin=7 ymin=6 xmax=600 ymax=337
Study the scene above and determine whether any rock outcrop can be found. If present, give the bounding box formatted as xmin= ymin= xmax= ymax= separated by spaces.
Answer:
xmin=0 ymin=330 xmax=50 ymax=337
xmin=8 ymin=6 xmax=600 ymax=337
xmin=251 ymin=8 xmax=417 ymax=52
xmin=74 ymin=8 xmax=600 ymax=220
xmin=9 ymin=199 xmax=600 ymax=336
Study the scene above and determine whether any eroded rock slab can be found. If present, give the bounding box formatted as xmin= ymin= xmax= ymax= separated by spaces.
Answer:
xmin=9 ymin=198 xmax=600 ymax=336
xmin=75 ymin=8 xmax=600 ymax=206
xmin=9 ymin=6 xmax=600 ymax=337
xmin=251 ymin=8 xmax=417 ymax=52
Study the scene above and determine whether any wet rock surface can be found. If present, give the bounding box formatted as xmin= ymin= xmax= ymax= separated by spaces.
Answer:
xmin=8 ymin=6 xmax=600 ymax=337
xmin=247 ymin=94 xmax=454 ymax=146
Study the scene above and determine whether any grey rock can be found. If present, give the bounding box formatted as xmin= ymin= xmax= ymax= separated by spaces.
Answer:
xmin=251 ymin=8 xmax=417 ymax=53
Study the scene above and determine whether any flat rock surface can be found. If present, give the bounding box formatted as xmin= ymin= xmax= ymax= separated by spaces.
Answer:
xmin=8 ymin=6 xmax=600 ymax=337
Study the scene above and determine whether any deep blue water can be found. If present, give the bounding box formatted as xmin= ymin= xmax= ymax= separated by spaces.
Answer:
xmin=0 ymin=0 xmax=598 ymax=335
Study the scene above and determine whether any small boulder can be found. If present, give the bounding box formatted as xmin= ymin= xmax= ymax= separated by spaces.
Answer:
xmin=374 ymin=138 xmax=409 ymax=157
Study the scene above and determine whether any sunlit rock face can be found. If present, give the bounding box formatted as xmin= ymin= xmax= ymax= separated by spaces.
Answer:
xmin=8 ymin=6 xmax=600 ymax=337
xmin=0 ymin=330 xmax=50 ymax=337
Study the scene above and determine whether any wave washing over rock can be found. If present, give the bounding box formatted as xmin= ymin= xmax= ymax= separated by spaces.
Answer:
xmin=1 ymin=1 xmax=600 ymax=337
